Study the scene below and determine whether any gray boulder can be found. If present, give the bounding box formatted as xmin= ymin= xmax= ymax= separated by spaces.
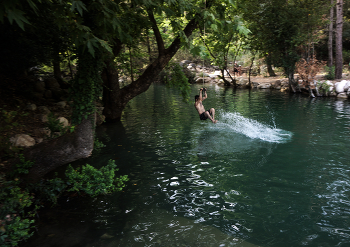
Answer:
xmin=337 ymin=92 xmax=348 ymax=98
xmin=54 ymin=101 xmax=67 ymax=108
xmin=344 ymin=81 xmax=350 ymax=92
xmin=258 ymin=83 xmax=272 ymax=89
xmin=335 ymin=80 xmax=349 ymax=93
xmin=57 ymin=117 xmax=69 ymax=128
xmin=10 ymin=134 xmax=36 ymax=147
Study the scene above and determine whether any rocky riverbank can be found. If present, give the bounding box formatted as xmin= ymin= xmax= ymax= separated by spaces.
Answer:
xmin=181 ymin=60 xmax=350 ymax=98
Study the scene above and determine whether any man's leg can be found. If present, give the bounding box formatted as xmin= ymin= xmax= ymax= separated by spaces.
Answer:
xmin=204 ymin=110 xmax=217 ymax=123
xmin=209 ymin=108 xmax=215 ymax=120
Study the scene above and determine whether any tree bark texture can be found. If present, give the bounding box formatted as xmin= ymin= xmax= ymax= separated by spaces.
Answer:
xmin=335 ymin=0 xmax=343 ymax=79
xmin=102 ymin=55 xmax=123 ymax=122
xmin=23 ymin=114 xmax=96 ymax=182
xmin=328 ymin=0 xmax=334 ymax=68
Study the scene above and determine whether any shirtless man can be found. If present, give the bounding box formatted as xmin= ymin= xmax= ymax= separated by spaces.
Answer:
xmin=194 ymin=88 xmax=217 ymax=124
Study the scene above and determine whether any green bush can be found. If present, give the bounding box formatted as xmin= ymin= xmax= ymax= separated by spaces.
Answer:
xmin=46 ymin=113 xmax=64 ymax=134
xmin=65 ymin=160 xmax=128 ymax=197
xmin=0 ymin=155 xmax=128 ymax=246
xmin=343 ymin=50 xmax=350 ymax=65
xmin=0 ymin=108 xmax=29 ymax=158
xmin=0 ymin=156 xmax=35 ymax=246
xmin=93 ymin=137 xmax=106 ymax=153
xmin=324 ymin=65 xmax=335 ymax=80
xmin=1 ymin=216 xmax=35 ymax=247
xmin=167 ymin=63 xmax=191 ymax=102
xmin=318 ymin=81 xmax=332 ymax=94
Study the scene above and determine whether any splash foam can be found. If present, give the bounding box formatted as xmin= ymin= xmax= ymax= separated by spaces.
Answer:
xmin=213 ymin=112 xmax=292 ymax=143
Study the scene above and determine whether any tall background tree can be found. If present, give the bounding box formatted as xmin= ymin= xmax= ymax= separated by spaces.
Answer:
xmin=328 ymin=0 xmax=334 ymax=69
xmin=335 ymin=0 xmax=343 ymax=79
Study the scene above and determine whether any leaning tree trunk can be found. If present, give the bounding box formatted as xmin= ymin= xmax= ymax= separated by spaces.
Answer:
xmin=335 ymin=0 xmax=343 ymax=79
xmin=224 ymin=68 xmax=236 ymax=87
xmin=220 ymin=68 xmax=231 ymax=86
xmin=23 ymin=114 xmax=96 ymax=182
xmin=103 ymin=11 xmax=202 ymax=121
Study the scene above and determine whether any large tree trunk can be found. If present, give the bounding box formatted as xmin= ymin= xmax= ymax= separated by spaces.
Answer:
xmin=335 ymin=0 xmax=343 ymax=79
xmin=23 ymin=114 xmax=96 ymax=182
xmin=103 ymin=13 xmax=200 ymax=121
xmin=328 ymin=0 xmax=334 ymax=68
xmin=102 ymin=55 xmax=123 ymax=122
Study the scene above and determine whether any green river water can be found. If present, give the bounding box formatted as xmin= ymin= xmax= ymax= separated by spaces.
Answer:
xmin=23 ymin=83 xmax=350 ymax=247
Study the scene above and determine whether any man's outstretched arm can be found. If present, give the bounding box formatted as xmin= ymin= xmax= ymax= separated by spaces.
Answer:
xmin=199 ymin=88 xmax=203 ymax=101
xmin=202 ymin=88 xmax=207 ymax=100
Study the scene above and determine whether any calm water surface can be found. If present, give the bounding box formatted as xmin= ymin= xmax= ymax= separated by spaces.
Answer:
xmin=24 ymin=84 xmax=350 ymax=247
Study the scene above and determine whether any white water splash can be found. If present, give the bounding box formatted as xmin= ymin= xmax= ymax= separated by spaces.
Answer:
xmin=213 ymin=112 xmax=292 ymax=143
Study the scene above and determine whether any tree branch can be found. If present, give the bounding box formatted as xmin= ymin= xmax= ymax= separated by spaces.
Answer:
xmin=119 ymin=17 xmax=199 ymax=103
xmin=147 ymin=10 xmax=165 ymax=55
xmin=199 ymin=28 xmax=216 ymax=59
xmin=117 ymin=0 xmax=215 ymax=104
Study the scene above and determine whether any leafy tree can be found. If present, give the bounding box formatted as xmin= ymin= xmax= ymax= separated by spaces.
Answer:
xmin=1 ymin=0 xmax=246 ymax=121
xmin=239 ymin=0 xmax=328 ymax=88
xmin=101 ymin=0 xmax=221 ymax=121
xmin=196 ymin=8 xmax=249 ymax=86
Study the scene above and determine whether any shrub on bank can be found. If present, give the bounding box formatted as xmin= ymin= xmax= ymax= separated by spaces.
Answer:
xmin=0 ymin=155 xmax=128 ymax=246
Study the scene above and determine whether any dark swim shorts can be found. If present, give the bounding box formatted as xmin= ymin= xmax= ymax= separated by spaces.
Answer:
xmin=200 ymin=111 xmax=208 ymax=120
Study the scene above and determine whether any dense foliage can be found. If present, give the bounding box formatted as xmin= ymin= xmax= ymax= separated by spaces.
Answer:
xmin=166 ymin=63 xmax=192 ymax=102
xmin=0 ymin=155 xmax=127 ymax=246
xmin=239 ymin=0 xmax=329 ymax=84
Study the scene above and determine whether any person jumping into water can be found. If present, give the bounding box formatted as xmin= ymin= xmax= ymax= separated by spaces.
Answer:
xmin=194 ymin=88 xmax=217 ymax=124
